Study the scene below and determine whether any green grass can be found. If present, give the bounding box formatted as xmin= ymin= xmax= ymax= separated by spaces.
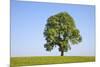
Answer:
xmin=10 ymin=56 xmax=95 ymax=67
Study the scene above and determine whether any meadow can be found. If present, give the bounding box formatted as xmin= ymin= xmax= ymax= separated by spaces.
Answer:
xmin=10 ymin=56 xmax=95 ymax=67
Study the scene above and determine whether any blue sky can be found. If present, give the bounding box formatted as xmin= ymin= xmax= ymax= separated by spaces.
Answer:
xmin=11 ymin=0 xmax=95 ymax=57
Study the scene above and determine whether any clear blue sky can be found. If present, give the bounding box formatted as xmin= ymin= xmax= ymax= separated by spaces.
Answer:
xmin=11 ymin=0 xmax=95 ymax=57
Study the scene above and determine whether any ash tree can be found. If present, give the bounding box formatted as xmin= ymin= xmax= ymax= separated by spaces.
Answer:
xmin=44 ymin=12 xmax=82 ymax=56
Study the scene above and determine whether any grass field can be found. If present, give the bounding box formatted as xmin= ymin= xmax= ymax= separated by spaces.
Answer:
xmin=10 ymin=56 xmax=95 ymax=67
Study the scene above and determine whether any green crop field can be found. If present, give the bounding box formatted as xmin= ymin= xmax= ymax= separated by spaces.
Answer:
xmin=10 ymin=56 xmax=95 ymax=67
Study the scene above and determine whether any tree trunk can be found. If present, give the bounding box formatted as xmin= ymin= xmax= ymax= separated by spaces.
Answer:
xmin=61 ymin=50 xmax=64 ymax=56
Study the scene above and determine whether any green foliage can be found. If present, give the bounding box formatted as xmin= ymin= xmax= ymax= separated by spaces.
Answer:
xmin=44 ymin=12 xmax=82 ymax=56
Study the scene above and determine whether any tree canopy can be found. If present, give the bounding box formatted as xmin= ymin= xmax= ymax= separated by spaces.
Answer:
xmin=44 ymin=12 xmax=82 ymax=56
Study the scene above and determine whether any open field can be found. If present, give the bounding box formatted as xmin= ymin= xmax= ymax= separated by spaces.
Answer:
xmin=10 ymin=56 xmax=95 ymax=67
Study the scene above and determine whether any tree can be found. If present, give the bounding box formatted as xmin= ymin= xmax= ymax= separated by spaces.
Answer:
xmin=43 ymin=12 xmax=82 ymax=56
